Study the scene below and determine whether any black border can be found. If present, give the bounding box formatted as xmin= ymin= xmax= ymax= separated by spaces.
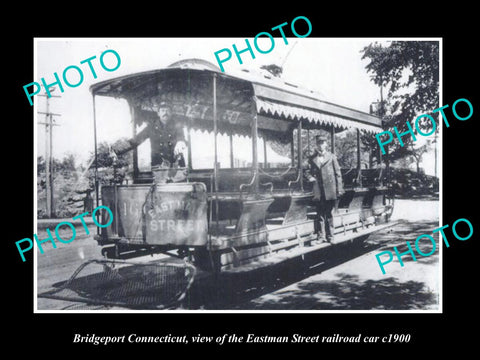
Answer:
xmin=6 ymin=4 xmax=478 ymax=354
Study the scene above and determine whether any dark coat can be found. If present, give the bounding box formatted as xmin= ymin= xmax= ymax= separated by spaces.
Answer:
xmin=115 ymin=118 xmax=185 ymax=166
xmin=306 ymin=150 xmax=344 ymax=201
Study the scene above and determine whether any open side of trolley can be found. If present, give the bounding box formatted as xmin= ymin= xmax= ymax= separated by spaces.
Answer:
xmin=89 ymin=59 xmax=395 ymax=274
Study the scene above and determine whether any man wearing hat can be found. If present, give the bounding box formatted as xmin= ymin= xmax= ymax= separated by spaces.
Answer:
xmin=112 ymin=101 xmax=187 ymax=170
xmin=305 ymin=133 xmax=344 ymax=242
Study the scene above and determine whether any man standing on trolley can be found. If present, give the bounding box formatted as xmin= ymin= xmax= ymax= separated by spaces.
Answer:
xmin=306 ymin=134 xmax=344 ymax=242
xmin=111 ymin=101 xmax=187 ymax=182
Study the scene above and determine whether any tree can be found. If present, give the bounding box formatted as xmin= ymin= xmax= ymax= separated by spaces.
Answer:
xmin=37 ymin=156 xmax=45 ymax=175
xmin=361 ymin=41 xmax=439 ymax=162
xmin=53 ymin=152 xmax=77 ymax=175
xmin=268 ymin=128 xmax=369 ymax=170
xmin=86 ymin=138 xmax=131 ymax=186
xmin=407 ymin=140 xmax=432 ymax=173
xmin=335 ymin=129 xmax=370 ymax=169
xmin=37 ymin=153 xmax=85 ymax=218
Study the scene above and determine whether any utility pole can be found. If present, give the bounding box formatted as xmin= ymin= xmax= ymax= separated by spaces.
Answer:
xmin=38 ymin=88 xmax=61 ymax=218
xmin=378 ymin=76 xmax=389 ymax=172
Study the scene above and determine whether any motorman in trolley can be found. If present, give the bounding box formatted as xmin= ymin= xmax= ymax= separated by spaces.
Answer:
xmin=111 ymin=101 xmax=187 ymax=182
xmin=306 ymin=134 xmax=344 ymax=242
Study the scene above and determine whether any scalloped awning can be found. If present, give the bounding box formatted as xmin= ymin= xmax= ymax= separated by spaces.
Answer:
xmin=255 ymin=98 xmax=382 ymax=134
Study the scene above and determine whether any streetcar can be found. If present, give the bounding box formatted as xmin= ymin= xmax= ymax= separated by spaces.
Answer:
xmin=89 ymin=58 xmax=394 ymax=273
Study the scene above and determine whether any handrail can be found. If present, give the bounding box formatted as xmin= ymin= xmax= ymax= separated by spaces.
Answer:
xmin=257 ymin=166 xmax=295 ymax=179
xmin=239 ymin=171 xmax=257 ymax=199
xmin=355 ymin=167 xmax=362 ymax=187
xmin=259 ymin=181 xmax=274 ymax=194
xmin=375 ymin=167 xmax=384 ymax=186
xmin=343 ymin=168 xmax=355 ymax=175
xmin=288 ymin=168 xmax=302 ymax=194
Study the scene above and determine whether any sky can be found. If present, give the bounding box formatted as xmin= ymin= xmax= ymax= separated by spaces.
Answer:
xmin=34 ymin=37 xmax=438 ymax=175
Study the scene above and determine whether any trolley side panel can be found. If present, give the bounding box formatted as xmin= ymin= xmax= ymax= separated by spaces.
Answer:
xmin=101 ymin=186 xmax=149 ymax=242
xmin=100 ymin=183 xmax=209 ymax=247
xmin=145 ymin=183 xmax=208 ymax=246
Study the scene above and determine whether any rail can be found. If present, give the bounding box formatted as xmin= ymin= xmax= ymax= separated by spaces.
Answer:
xmin=288 ymin=169 xmax=303 ymax=194
xmin=239 ymin=171 xmax=257 ymax=199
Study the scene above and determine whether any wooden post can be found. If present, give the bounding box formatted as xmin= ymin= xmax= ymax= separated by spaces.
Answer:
xmin=229 ymin=133 xmax=234 ymax=168
xmin=307 ymin=129 xmax=310 ymax=155
xmin=330 ymin=126 xmax=335 ymax=154
xmin=92 ymin=95 xmax=100 ymax=234
xmin=252 ymin=109 xmax=259 ymax=193
xmin=356 ymin=129 xmax=362 ymax=187
xmin=378 ymin=140 xmax=383 ymax=186
xmin=45 ymin=111 xmax=51 ymax=218
xmin=48 ymin=113 xmax=55 ymax=217
xmin=297 ymin=121 xmax=303 ymax=191
xmin=385 ymin=144 xmax=390 ymax=184
xmin=213 ymin=74 xmax=219 ymax=227
xmin=38 ymin=94 xmax=61 ymax=218
xmin=128 ymin=103 xmax=139 ymax=179
xmin=290 ymin=131 xmax=295 ymax=167
xmin=187 ymin=124 xmax=193 ymax=170
xmin=263 ymin=137 xmax=268 ymax=168
xmin=187 ymin=126 xmax=193 ymax=170
xmin=187 ymin=72 xmax=193 ymax=171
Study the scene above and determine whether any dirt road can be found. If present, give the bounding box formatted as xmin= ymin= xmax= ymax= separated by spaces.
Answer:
xmin=223 ymin=197 xmax=440 ymax=310
xmin=36 ymin=198 xmax=439 ymax=311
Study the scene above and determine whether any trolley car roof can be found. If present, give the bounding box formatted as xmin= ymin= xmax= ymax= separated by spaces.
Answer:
xmin=90 ymin=59 xmax=382 ymax=134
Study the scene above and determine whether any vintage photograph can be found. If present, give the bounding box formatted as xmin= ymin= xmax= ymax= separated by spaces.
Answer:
xmin=33 ymin=38 xmax=441 ymax=312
